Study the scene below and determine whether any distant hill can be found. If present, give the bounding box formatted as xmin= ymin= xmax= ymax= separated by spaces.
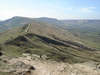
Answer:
xmin=0 ymin=16 xmax=34 ymax=32
xmin=0 ymin=16 xmax=65 ymax=32
xmin=34 ymin=17 xmax=65 ymax=28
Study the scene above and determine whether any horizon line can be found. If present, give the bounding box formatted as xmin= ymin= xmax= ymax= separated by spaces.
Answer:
xmin=1 ymin=16 xmax=100 ymax=21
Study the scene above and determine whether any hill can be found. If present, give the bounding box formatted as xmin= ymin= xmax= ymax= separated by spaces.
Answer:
xmin=0 ymin=21 xmax=100 ymax=64
xmin=0 ymin=17 xmax=100 ymax=50
xmin=0 ymin=16 xmax=34 ymax=32
xmin=0 ymin=17 xmax=66 ymax=32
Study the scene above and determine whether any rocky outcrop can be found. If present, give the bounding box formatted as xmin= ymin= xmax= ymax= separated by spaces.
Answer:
xmin=1 ymin=55 xmax=100 ymax=75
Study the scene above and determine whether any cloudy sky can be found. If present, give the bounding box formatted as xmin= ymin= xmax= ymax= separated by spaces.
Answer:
xmin=0 ymin=0 xmax=100 ymax=20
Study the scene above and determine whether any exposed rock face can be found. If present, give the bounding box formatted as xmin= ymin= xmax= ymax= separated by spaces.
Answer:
xmin=1 ymin=55 xmax=100 ymax=75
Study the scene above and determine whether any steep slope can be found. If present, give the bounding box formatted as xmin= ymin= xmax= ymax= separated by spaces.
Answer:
xmin=0 ymin=21 xmax=100 ymax=64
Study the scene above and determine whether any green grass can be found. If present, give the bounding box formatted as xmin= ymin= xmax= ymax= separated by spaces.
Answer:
xmin=0 ymin=72 xmax=12 ymax=75
xmin=0 ymin=24 xmax=100 ymax=63
xmin=68 ymin=29 xmax=100 ymax=50
xmin=79 ymin=33 xmax=100 ymax=50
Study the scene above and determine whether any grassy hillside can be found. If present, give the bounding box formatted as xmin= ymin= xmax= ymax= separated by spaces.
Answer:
xmin=62 ymin=20 xmax=100 ymax=49
xmin=1 ymin=17 xmax=100 ymax=50
xmin=0 ymin=21 xmax=100 ymax=63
